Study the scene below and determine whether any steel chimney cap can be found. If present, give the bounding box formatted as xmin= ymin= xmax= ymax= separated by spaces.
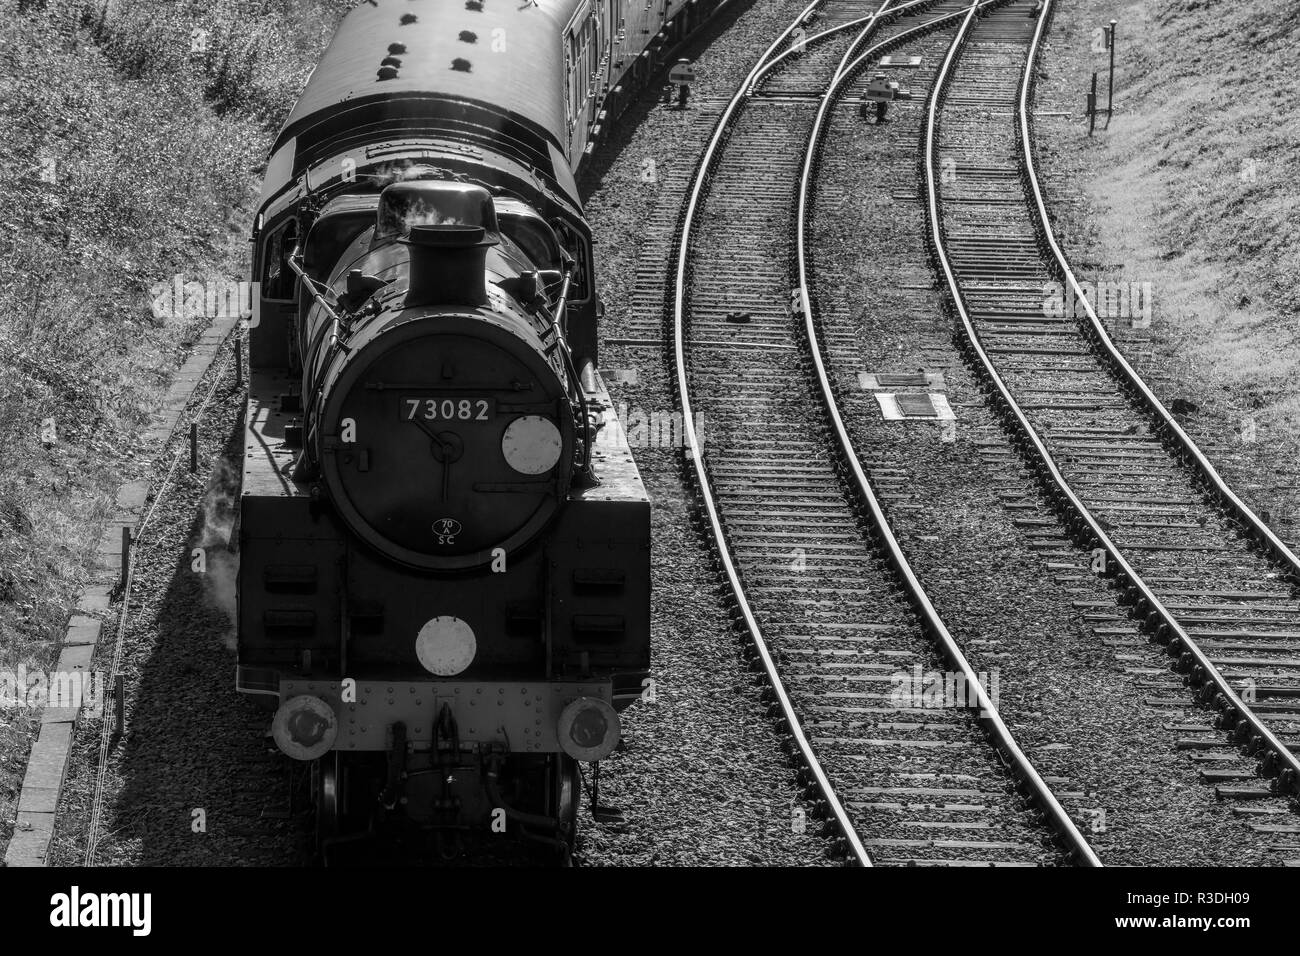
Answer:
xmin=377 ymin=180 xmax=502 ymax=243
xmin=399 ymin=223 xmax=499 ymax=248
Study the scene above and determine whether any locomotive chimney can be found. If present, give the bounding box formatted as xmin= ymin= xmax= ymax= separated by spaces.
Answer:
xmin=378 ymin=180 xmax=502 ymax=309
xmin=402 ymin=224 xmax=495 ymax=307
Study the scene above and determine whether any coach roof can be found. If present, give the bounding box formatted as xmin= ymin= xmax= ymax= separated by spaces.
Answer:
xmin=272 ymin=0 xmax=584 ymax=156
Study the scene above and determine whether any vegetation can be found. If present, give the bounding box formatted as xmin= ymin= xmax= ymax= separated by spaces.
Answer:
xmin=1042 ymin=0 xmax=1300 ymax=527
xmin=0 ymin=0 xmax=351 ymax=856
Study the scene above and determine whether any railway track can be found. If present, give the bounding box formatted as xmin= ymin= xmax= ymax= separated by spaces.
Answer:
xmin=672 ymin=0 xmax=1099 ymax=866
xmin=919 ymin=0 xmax=1300 ymax=843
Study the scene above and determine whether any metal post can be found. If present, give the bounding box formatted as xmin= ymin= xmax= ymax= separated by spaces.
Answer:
xmin=189 ymin=422 xmax=198 ymax=473
xmin=234 ymin=337 xmax=243 ymax=388
xmin=119 ymin=526 xmax=130 ymax=592
xmin=113 ymin=674 xmax=125 ymax=737
xmin=1087 ymin=71 xmax=1098 ymax=136
xmin=1106 ymin=19 xmax=1117 ymax=127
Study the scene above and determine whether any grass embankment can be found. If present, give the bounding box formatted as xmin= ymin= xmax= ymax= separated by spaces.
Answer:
xmin=1038 ymin=0 xmax=1300 ymax=525
xmin=0 ymin=0 xmax=350 ymax=858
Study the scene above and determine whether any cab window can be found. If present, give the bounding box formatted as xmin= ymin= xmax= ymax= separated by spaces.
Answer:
xmin=260 ymin=219 xmax=299 ymax=302
xmin=553 ymin=220 xmax=591 ymax=303
xmin=498 ymin=215 xmax=562 ymax=273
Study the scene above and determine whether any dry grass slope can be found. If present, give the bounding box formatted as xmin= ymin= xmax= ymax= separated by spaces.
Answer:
xmin=1133 ymin=4 xmax=1293 ymax=380
xmin=1038 ymin=0 xmax=1300 ymax=530
xmin=0 ymin=0 xmax=351 ymax=857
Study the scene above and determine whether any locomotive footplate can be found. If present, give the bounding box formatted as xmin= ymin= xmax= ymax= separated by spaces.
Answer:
xmin=277 ymin=680 xmax=615 ymax=755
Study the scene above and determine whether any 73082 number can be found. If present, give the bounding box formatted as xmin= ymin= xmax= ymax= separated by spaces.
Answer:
xmin=403 ymin=398 xmax=492 ymax=422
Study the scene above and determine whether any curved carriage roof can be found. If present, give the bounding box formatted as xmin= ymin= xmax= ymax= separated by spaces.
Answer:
xmin=274 ymin=0 xmax=584 ymax=156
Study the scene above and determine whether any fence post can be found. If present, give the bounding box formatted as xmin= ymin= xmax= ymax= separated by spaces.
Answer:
xmin=1087 ymin=71 xmax=1098 ymax=136
xmin=1106 ymin=18 xmax=1118 ymax=127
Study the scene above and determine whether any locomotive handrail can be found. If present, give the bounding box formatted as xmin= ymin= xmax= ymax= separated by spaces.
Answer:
xmin=286 ymin=246 xmax=343 ymax=326
xmin=546 ymin=266 xmax=597 ymax=484
xmin=673 ymin=0 xmax=875 ymax=867
xmin=288 ymin=245 xmax=351 ymax=424
xmin=552 ymin=269 xmax=575 ymax=340
xmin=921 ymin=0 xmax=1300 ymax=794
xmin=797 ymin=0 xmax=1103 ymax=866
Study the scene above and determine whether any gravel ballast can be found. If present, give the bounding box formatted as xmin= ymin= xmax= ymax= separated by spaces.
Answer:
xmin=573 ymin=0 xmax=843 ymax=866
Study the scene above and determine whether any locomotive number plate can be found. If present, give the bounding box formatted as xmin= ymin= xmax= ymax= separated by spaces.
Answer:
xmin=402 ymin=397 xmax=495 ymax=422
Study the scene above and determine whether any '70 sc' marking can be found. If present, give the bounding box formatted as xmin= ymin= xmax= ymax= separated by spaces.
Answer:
xmin=432 ymin=518 xmax=463 ymax=545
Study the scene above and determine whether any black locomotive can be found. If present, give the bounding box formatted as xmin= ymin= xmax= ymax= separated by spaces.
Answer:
xmin=236 ymin=0 xmax=722 ymax=857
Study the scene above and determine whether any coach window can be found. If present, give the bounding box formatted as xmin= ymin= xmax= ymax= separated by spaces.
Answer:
xmin=564 ymin=31 xmax=574 ymax=128
xmin=569 ymin=27 xmax=589 ymax=123
xmin=261 ymin=219 xmax=299 ymax=302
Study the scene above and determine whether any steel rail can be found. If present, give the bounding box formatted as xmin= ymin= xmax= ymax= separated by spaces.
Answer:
xmin=671 ymin=0 xmax=890 ymax=867
xmin=1014 ymin=0 xmax=1300 ymax=794
xmin=1021 ymin=12 xmax=1300 ymax=589
xmin=796 ymin=0 xmax=1104 ymax=865
xmin=748 ymin=0 xmax=935 ymax=91
xmin=922 ymin=0 xmax=1300 ymax=794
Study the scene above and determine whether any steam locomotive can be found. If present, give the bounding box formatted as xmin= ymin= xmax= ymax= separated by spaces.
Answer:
xmin=236 ymin=0 xmax=722 ymax=858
